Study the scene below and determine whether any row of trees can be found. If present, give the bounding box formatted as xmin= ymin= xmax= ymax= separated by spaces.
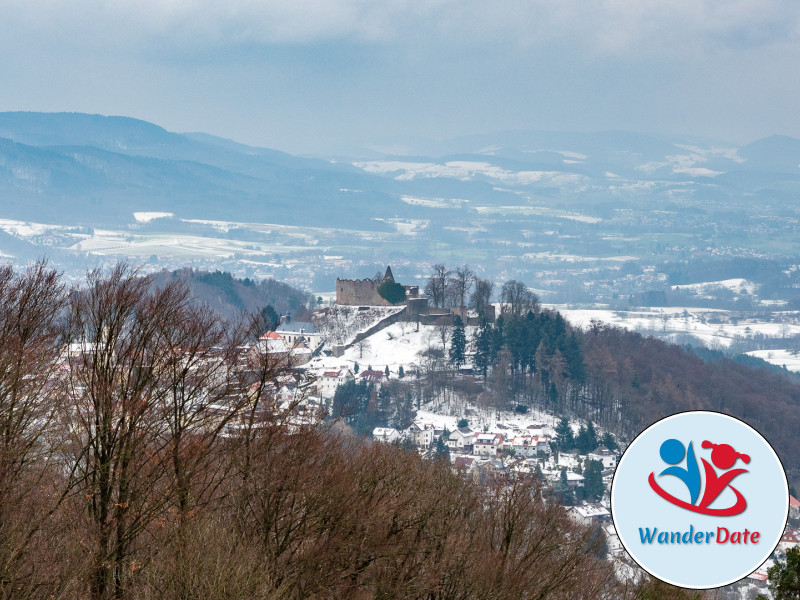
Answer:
xmin=422 ymin=264 xmax=539 ymax=321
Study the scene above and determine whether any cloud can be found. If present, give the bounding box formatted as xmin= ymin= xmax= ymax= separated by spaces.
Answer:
xmin=2 ymin=0 xmax=797 ymax=56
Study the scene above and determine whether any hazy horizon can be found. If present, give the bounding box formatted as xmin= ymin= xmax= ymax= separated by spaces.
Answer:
xmin=1 ymin=1 xmax=799 ymax=155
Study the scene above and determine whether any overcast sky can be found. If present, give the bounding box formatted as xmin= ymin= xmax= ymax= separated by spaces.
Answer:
xmin=1 ymin=0 xmax=798 ymax=154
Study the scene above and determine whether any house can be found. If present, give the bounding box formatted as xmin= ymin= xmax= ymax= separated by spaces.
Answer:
xmin=779 ymin=529 xmax=800 ymax=553
xmin=474 ymin=459 xmax=508 ymax=484
xmin=588 ymin=446 xmax=618 ymax=469
xmin=447 ymin=427 xmax=474 ymax=452
xmin=511 ymin=435 xmax=550 ymax=457
xmin=359 ymin=369 xmax=385 ymax=388
xmin=565 ymin=471 xmax=585 ymax=489
xmin=453 ymin=456 xmax=475 ymax=472
xmin=259 ymin=331 xmax=288 ymax=354
xmin=474 ymin=433 xmax=504 ymax=457
xmin=791 ymin=495 xmax=800 ymax=519
xmin=317 ymin=368 xmax=354 ymax=398
xmin=511 ymin=436 xmax=538 ymax=458
xmin=569 ymin=503 xmax=611 ymax=527
xmin=406 ymin=422 xmax=435 ymax=448
xmin=603 ymin=523 xmax=623 ymax=555
xmin=372 ymin=427 xmax=400 ymax=443
xmin=275 ymin=321 xmax=322 ymax=351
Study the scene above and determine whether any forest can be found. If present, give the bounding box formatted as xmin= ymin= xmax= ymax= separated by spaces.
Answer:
xmin=1 ymin=260 xmax=705 ymax=600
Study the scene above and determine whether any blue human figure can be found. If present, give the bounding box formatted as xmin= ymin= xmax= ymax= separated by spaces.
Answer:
xmin=659 ymin=439 xmax=701 ymax=505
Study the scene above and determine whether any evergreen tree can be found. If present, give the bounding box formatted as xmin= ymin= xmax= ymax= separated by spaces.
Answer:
xmin=585 ymin=421 xmax=598 ymax=452
xmin=601 ymin=432 xmax=618 ymax=452
xmin=555 ymin=417 xmax=574 ymax=450
xmin=473 ymin=322 xmax=492 ymax=379
xmin=457 ymin=418 xmax=469 ymax=429
xmin=576 ymin=421 xmax=599 ymax=454
xmin=632 ymin=371 xmax=641 ymax=388
xmin=353 ymin=362 xmax=359 ymax=374
xmin=553 ymin=467 xmax=574 ymax=505
xmin=385 ymin=365 xmax=390 ymax=378
xmin=765 ymin=547 xmax=800 ymax=599
xmin=549 ymin=381 xmax=558 ymax=405
xmin=490 ymin=316 xmax=504 ymax=366
xmin=258 ymin=304 xmax=280 ymax=331
xmin=449 ymin=316 xmax=466 ymax=368
xmin=435 ymin=436 xmax=451 ymax=462
xmin=584 ymin=460 xmax=604 ymax=502
xmin=398 ymin=365 xmax=404 ymax=378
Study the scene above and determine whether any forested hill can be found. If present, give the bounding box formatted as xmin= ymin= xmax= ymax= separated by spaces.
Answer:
xmin=162 ymin=268 xmax=800 ymax=482
xmin=465 ymin=309 xmax=800 ymax=482
xmin=582 ymin=325 xmax=800 ymax=479
xmin=151 ymin=268 xmax=315 ymax=320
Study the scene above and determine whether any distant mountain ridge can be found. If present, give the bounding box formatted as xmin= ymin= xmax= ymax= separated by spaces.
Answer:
xmin=1 ymin=111 xmax=799 ymax=283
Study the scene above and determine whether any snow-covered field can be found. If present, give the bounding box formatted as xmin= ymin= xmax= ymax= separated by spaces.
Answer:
xmin=672 ymin=278 xmax=759 ymax=296
xmin=551 ymin=305 xmax=800 ymax=350
xmin=746 ymin=349 xmax=800 ymax=372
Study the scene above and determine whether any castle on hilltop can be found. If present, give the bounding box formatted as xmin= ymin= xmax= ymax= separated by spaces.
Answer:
xmin=336 ymin=266 xmax=421 ymax=307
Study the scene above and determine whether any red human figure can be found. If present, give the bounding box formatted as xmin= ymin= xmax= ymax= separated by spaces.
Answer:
xmin=698 ymin=441 xmax=750 ymax=509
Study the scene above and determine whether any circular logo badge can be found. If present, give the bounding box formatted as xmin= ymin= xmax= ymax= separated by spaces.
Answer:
xmin=611 ymin=411 xmax=788 ymax=589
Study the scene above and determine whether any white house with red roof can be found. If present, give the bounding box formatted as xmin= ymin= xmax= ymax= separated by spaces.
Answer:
xmin=779 ymin=529 xmax=800 ymax=553
xmin=474 ymin=433 xmax=504 ymax=457
xmin=358 ymin=369 xmax=385 ymax=388
xmin=318 ymin=368 xmax=354 ymax=398
xmin=259 ymin=331 xmax=288 ymax=353
xmin=790 ymin=495 xmax=800 ymax=519
xmin=511 ymin=435 xmax=550 ymax=457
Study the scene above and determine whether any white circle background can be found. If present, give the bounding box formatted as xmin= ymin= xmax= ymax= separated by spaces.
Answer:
xmin=611 ymin=411 xmax=789 ymax=589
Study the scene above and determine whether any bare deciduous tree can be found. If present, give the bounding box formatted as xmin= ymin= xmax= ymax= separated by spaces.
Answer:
xmin=469 ymin=278 xmax=494 ymax=319
xmin=448 ymin=265 xmax=475 ymax=309
xmin=424 ymin=264 xmax=451 ymax=309
xmin=500 ymin=279 xmax=539 ymax=319
xmin=0 ymin=261 xmax=70 ymax=597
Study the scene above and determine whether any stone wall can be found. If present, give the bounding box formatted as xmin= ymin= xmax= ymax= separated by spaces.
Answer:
xmin=336 ymin=278 xmax=391 ymax=306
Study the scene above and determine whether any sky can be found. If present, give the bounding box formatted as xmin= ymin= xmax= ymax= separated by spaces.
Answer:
xmin=0 ymin=0 xmax=799 ymax=155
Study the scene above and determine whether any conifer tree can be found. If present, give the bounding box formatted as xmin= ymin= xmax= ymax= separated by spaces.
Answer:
xmin=449 ymin=316 xmax=466 ymax=368
xmin=555 ymin=418 xmax=574 ymax=450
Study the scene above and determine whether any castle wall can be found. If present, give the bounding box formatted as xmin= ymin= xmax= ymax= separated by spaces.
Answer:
xmin=336 ymin=278 xmax=391 ymax=306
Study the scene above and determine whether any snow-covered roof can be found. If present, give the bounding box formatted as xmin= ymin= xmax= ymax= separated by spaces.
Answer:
xmin=571 ymin=503 xmax=609 ymax=518
xmin=277 ymin=321 xmax=318 ymax=334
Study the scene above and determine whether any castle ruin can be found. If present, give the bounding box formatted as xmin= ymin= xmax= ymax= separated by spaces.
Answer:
xmin=336 ymin=266 xmax=420 ymax=307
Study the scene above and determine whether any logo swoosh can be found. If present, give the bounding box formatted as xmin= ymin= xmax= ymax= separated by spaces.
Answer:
xmin=648 ymin=472 xmax=747 ymax=516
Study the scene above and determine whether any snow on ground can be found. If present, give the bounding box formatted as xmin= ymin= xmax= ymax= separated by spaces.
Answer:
xmin=551 ymin=305 xmax=800 ymax=349
xmin=354 ymin=160 xmax=586 ymax=187
xmin=309 ymin=320 xmax=451 ymax=373
xmin=313 ymin=306 xmax=406 ymax=347
xmin=0 ymin=218 xmax=66 ymax=237
xmin=414 ymin=402 xmax=563 ymax=439
xmin=68 ymin=229 xmax=309 ymax=259
xmin=672 ymin=278 xmax=758 ymax=295
xmin=746 ymin=349 xmax=800 ymax=372
xmin=133 ymin=212 xmax=174 ymax=223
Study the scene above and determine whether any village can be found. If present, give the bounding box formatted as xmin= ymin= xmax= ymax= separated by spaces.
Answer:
xmin=245 ymin=267 xmax=800 ymax=596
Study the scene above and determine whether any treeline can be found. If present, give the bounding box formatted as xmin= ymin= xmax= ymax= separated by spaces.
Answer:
xmin=151 ymin=267 xmax=315 ymax=320
xmin=1 ymin=261 xmax=638 ymax=600
xmin=453 ymin=308 xmax=800 ymax=483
